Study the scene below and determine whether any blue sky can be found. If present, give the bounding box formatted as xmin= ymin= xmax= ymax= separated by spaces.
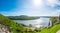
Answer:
xmin=0 ymin=0 xmax=60 ymax=16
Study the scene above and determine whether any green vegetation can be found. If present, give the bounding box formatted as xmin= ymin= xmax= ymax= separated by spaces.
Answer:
xmin=0 ymin=14 xmax=25 ymax=33
xmin=0 ymin=14 xmax=36 ymax=33
xmin=7 ymin=15 xmax=40 ymax=20
xmin=0 ymin=14 xmax=60 ymax=33
xmin=37 ymin=24 xmax=60 ymax=33
xmin=37 ymin=16 xmax=60 ymax=33
xmin=50 ymin=17 xmax=59 ymax=26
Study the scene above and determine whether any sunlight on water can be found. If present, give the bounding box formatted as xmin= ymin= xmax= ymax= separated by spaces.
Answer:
xmin=34 ymin=18 xmax=50 ymax=28
xmin=35 ymin=18 xmax=42 ymax=24
xmin=34 ymin=18 xmax=43 ymax=28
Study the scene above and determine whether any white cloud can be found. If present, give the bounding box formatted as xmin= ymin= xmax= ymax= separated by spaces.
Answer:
xmin=46 ymin=0 xmax=60 ymax=7
xmin=16 ymin=0 xmax=60 ymax=16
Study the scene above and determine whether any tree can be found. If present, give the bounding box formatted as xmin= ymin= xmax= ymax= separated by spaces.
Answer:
xmin=50 ymin=16 xmax=59 ymax=26
xmin=48 ymin=21 xmax=51 ymax=28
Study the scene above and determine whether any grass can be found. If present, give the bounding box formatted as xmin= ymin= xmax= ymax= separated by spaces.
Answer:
xmin=37 ymin=24 xmax=60 ymax=33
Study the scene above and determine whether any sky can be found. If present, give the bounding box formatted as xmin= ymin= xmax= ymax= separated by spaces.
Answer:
xmin=0 ymin=0 xmax=60 ymax=16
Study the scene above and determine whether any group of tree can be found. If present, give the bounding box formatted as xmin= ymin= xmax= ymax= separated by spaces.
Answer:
xmin=49 ymin=16 xmax=59 ymax=27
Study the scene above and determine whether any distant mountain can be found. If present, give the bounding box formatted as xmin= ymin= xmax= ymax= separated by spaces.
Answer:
xmin=7 ymin=15 xmax=40 ymax=20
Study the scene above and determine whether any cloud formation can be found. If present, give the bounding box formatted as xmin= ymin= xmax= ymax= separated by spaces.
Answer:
xmin=21 ymin=0 xmax=60 ymax=16
xmin=0 ymin=0 xmax=60 ymax=16
xmin=46 ymin=0 xmax=60 ymax=9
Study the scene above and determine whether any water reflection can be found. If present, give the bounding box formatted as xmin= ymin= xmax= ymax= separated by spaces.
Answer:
xmin=33 ymin=18 xmax=50 ymax=28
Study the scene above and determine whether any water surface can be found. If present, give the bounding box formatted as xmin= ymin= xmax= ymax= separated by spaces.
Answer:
xmin=14 ymin=17 xmax=50 ymax=27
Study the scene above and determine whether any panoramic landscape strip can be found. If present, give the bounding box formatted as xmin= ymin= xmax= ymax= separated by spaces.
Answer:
xmin=0 ymin=14 xmax=60 ymax=33
xmin=0 ymin=0 xmax=60 ymax=33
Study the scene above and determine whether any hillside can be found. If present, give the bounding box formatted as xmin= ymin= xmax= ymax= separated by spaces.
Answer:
xmin=37 ymin=24 xmax=60 ymax=33
xmin=7 ymin=15 xmax=40 ymax=20
xmin=0 ymin=14 xmax=29 ymax=33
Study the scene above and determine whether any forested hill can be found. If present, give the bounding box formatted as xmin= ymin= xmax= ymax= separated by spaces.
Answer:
xmin=7 ymin=15 xmax=40 ymax=20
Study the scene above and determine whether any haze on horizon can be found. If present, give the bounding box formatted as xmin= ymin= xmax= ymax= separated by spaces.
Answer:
xmin=0 ymin=0 xmax=60 ymax=16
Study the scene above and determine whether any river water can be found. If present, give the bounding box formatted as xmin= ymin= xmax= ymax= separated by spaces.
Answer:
xmin=14 ymin=17 xmax=51 ymax=28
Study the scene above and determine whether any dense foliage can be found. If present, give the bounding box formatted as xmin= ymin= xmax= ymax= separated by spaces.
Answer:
xmin=50 ymin=16 xmax=59 ymax=26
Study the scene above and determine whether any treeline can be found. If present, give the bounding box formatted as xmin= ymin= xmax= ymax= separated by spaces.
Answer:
xmin=7 ymin=15 xmax=40 ymax=20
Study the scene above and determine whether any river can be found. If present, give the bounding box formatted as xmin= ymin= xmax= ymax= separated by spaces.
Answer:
xmin=14 ymin=17 xmax=51 ymax=28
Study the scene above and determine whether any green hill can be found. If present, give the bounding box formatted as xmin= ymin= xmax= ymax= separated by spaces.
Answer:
xmin=0 ymin=14 xmax=28 ymax=33
xmin=37 ymin=24 xmax=60 ymax=33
